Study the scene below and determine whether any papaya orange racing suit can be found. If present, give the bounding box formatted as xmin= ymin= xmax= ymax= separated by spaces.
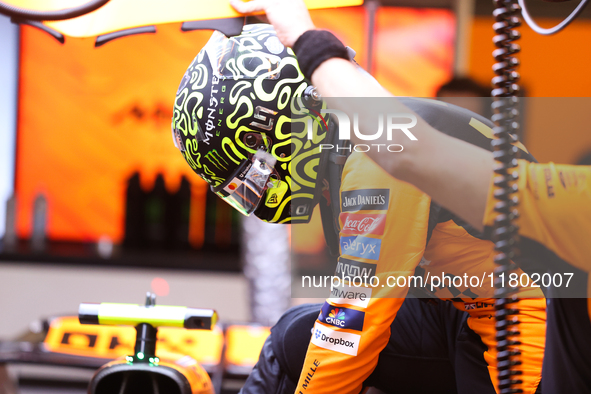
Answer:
xmin=483 ymin=161 xmax=591 ymax=392
xmin=295 ymin=98 xmax=546 ymax=394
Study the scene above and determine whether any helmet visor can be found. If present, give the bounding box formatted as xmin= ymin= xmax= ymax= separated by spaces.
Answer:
xmin=205 ymin=30 xmax=282 ymax=81
xmin=171 ymin=120 xmax=185 ymax=151
xmin=212 ymin=155 xmax=275 ymax=216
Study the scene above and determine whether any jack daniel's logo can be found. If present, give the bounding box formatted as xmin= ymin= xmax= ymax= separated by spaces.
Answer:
xmin=341 ymin=189 xmax=390 ymax=212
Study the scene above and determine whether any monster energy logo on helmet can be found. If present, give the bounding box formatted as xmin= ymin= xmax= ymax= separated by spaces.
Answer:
xmin=205 ymin=150 xmax=229 ymax=171
xmin=171 ymin=24 xmax=332 ymax=224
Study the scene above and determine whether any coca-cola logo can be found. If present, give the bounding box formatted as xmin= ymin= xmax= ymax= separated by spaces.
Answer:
xmin=339 ymin=213 xmax=386 ymax=236
xmin=343 ymin=217 xmax=379 ymax=233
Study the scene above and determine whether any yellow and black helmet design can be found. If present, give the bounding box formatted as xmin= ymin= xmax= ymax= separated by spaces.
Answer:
xmin=172 ymin=24 xmax=331 ymax=224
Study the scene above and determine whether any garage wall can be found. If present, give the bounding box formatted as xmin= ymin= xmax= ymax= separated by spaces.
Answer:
xmin=0 ymin=15 xmax=18 ymax=240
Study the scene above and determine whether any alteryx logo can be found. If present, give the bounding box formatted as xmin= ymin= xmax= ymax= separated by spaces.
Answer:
xmin=311 ymin=323 xmax=361 ymax=356
xmin=307 ymin=109 xmax=418 ymax=153
xmin=340 ymin=236 xmax=382 ymax=260
xmin=318 ymin=302 xmax=365 ymax=331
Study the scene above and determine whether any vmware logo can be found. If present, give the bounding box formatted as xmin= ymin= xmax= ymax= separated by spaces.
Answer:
xmin=329 ymin=284 xmax=372 ymax=308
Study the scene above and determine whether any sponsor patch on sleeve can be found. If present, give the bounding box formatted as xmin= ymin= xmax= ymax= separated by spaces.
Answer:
xmin=318 ymin=302 xmax=365 ymax=331
xmin=340 ymin=213 xmax=386 ymax=236
xmin=340 ymin=236 xmax=382 ymax=260
xmin=311 ymin=322 xmax=361 ymax=356
xmin=341 ymin=189 xmax=390 ymax=212
xmin=334 ymin=257 xmax=377 ymax=279
xmin=329 ymin=284 xmax=372 ymax=308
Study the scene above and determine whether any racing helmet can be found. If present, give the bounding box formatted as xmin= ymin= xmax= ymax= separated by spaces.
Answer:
xmin=171 ymin=24 xmax=333 ymax=224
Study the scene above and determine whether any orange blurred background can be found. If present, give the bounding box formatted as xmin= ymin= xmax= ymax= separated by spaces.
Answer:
xmin=16 ymin=23 xmax=212 ymax=243
xmin=469 ymin=16 xmax=591 ymax=165
xmin=15 ymin=6 xmax=456 ymax=244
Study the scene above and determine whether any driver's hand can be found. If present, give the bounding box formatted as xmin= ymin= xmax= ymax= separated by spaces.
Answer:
xmin=229 ymin=0 xmax=316 ymax=47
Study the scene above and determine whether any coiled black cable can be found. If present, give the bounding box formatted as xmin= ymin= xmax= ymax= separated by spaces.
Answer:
xmin=0 ymin=0 xmax=109 ymax=21
xmin=491 ymin=1 xmax=523 ymax=393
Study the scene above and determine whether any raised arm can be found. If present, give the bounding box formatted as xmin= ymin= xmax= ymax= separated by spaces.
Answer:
xmin=230 ymin=0 xmax=495 ymax=228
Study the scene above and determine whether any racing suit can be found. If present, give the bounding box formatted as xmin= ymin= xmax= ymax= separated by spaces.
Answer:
xmin=244 ymin=298 xmax=507 ymax=394
xmin=242 ymin=98 xmax=546 ymax=394
xmin=294 ymin=99 xmax=545 ymax=394
xmin=483 ymin=161 xmax=591 ymax=392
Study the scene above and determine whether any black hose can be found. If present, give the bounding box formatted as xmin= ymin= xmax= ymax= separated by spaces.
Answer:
xmin=0 ymin=0 xmax=110 ymax=21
